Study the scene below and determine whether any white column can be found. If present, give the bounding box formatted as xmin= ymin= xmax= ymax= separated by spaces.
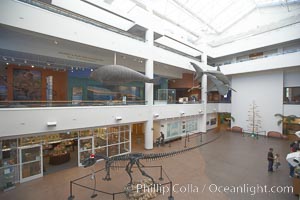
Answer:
xmin=201 ymin=54 xmax=208 ymax=132
xmin=144 ymin=24 xmax=154 ymax=149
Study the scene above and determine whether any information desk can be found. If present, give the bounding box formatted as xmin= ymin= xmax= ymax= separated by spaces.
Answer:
xmin=49 ymin=152 xmax=70 ymax=165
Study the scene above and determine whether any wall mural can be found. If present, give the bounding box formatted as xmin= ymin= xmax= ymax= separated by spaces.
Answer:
xmin=13 ymin=69 xmax=41 ymax=100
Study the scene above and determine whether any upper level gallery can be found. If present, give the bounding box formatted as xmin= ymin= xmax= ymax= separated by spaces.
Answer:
xmin=205 ymin=36 xmax=300 ymax=77
xmin=0 ymin=0 xmax=203 ymax=71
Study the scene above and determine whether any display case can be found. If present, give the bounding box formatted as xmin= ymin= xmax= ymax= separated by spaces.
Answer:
xmin=0 ymin=165 xmax=18 ymax=191
xmin=0 ymin=139 xmax=18 ymax=191
xmin=157 ymin=89 xmax=176 ymax=104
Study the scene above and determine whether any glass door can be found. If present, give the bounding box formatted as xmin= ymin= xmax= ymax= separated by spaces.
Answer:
xmin=78 ymin=137 xmax=94 ymax=166
xmin=19 ymin=145 xmax=43 ymax=183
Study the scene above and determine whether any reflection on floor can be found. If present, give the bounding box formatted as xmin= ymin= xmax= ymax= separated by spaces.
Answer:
xmin=0 ymin=130 xmax=297 ymax=200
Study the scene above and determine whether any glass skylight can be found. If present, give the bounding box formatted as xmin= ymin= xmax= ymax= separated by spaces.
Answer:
xmin=101 ymin=0 xmax=300 ymax=45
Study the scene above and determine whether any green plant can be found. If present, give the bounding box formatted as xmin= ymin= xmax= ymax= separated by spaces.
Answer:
xmin=274 ymin=114 xmax=297 ymax=134
xmin=220 ymin=112 xmax=235 ymax=127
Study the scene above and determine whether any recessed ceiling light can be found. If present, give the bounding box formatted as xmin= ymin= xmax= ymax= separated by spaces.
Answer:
xmin=31 ymin=65 xmax=34 ymax=68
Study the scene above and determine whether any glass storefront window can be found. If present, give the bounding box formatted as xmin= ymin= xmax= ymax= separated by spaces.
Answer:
xmin=94 ymin=128 xmax=107 ymax=148
xmin=0 ymin=149 xmax=18 ymax=167
xmin=79 ymin=150 xmax=92 ymax=165
xmin=108 ymin=145 xmax=119 ymax=157
xmin=108 ymin=133 xmax=119 ymax=145
xmin=0 ymin=139 xmax=18 ymax=167
xmin=21 ymin=147 xmax=41 ymax=163
xmin=21 ymin=162 xmax=40 ymax=179
xmin=79 ymin=130 xmax=93 ymax=137
xmin=120 ymin=142 xmax=130 ymax=154
xmin=95 ymin=147 xmax=107 ymax=157
xmin=59 ymin=132 xmax=78 ymax=139
xmin=79 ymin=138 xmax=92 ymax=151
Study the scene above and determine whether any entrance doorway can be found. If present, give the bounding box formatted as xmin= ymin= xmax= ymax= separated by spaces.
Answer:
xmin=131 ymin=123 xmax=145 ymax=149
xmin=19 ymin=144 xmax=43 ymax=183
xmin=42 ymin=139 xmax=78 ymax=175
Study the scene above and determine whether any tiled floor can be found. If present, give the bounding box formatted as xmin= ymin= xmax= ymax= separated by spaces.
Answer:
xmin=0 ymin=131 xmax=297 ymax=200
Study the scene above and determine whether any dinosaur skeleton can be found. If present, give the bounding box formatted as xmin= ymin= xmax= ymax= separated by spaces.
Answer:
xmin=83 ymin=133 xmax=220 ymax=185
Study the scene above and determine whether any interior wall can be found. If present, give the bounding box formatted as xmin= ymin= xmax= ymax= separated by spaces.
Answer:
xmin=231 ymin=70 xmax=283 ymax=133
xmin=153 ymin=120 xmax=161 ymax=141
xmin=284 ymin=69 xmax=300 ymax=87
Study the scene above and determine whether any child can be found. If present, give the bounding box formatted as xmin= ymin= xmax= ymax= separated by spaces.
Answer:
xmin=274 ymin=153 xmax=281 ymax=170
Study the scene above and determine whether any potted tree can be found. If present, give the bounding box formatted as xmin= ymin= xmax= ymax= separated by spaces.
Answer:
xmin=219 ymin=112 xmax=235 ymax=131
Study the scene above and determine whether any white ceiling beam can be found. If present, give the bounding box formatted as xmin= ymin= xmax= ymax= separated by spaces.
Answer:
xmin=170 ymin=0 xmax=220 ymax=34
xmin=218 ymin=5 xmax=256 ymax=34
xmin=128 ymin=0 xmax=201 ymax=39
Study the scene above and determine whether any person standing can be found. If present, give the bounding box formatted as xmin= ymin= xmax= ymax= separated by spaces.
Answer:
xmin=268 ymin=148 xmax=274 ymax=172
xmin=274 ymin=153 xmax=281 ymax=170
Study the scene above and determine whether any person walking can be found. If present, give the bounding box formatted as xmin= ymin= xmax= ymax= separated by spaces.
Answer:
xmin=268 ymin=148 xmax=274 ymax=172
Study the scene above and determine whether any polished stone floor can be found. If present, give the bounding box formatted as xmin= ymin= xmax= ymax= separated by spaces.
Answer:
xmin=0 ymin=131 xmax=297 ymax=200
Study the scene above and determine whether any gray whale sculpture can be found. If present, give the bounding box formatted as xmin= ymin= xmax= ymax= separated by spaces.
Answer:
xmin=190 ymin=62 xmax=236 ymax=96
xmin=90 ymin=65 xmax=157 ymax=85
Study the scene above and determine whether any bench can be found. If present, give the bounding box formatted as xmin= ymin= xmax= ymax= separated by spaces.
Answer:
xmin=231 ymin=126 xmax=243 ymax=133
xmin=267 ymin=131 xmax=287 ymax=139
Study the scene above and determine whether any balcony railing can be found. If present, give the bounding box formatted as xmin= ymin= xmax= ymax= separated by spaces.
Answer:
xmin=0 ymin=99 xmax=205 ymax=108
xmin=214 ymin=48 xmax=300 ymax=67
xmin=0 ymin=100 xmax=147 ymax=108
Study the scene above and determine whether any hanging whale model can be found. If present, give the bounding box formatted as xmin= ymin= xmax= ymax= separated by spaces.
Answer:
xmin=190 ymin=62 xmax=236 ymax=96
xmin=90 ymin=65 xmax=157 ymax=85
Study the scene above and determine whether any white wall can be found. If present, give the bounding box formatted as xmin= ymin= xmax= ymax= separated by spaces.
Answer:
xmin=206 ymin=103 xmax=218 ymax=114
xmin=218 ymin=103 xmax=232 ymax=113
xmin=0 ymin=104 xmax=204 ymax=138
xmin=231 ymin=71 xmax=283 ymax=133
xmin=284 ymin=69 xmax=300 ymax=87
xmin=152 ymin=104 xmax=203 ymax=119
xmin=284 ymin=105 xmax=300 ymax=117
xmin=0 ymin=105 xmax=149 ymax=137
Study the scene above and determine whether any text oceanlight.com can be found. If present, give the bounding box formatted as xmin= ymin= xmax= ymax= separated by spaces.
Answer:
xmin=136 ymin=183 xmax=293 ymax=196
